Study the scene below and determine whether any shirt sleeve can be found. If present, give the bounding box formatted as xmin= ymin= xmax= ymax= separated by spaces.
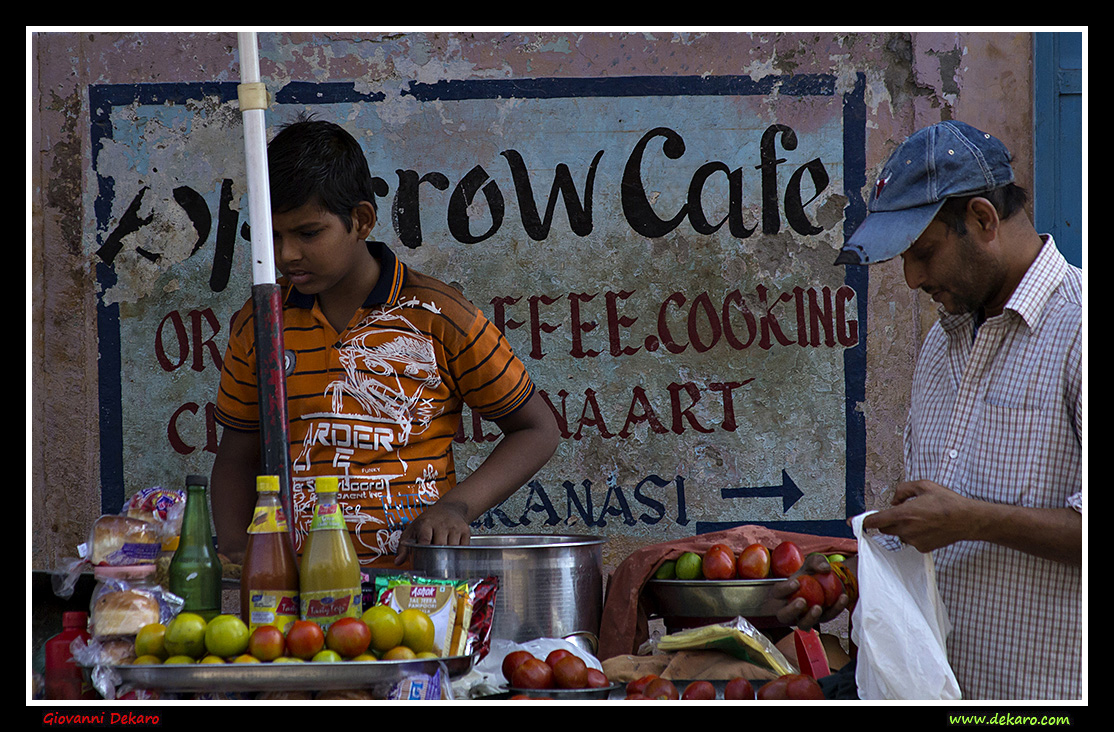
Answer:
xmin=448 ymin=309 xmax=535 ymax=421
xmin=214 ymin=301 xmax=261 ymax=432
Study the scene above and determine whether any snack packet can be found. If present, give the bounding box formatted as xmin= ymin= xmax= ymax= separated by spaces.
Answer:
xmin=655 ymin=616 xmax=796 ymax=676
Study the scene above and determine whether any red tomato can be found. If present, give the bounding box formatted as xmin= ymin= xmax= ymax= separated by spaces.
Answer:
xmin=544 ymin=648 xmax=574 ymax=668
xmin=585 ymin=668 xmax=610 ymax=688
xmin=247 ymin=625 xmax=285 ymax=662
xmin=701 ymin=546 xmax=736 ymax=580
xmin=784 ymin=673 xmax=825 ymax=699
xmin=681 ymin=680 xmax=716 ymax=699
xmin=324 ymin=617 xmax=371 ymax=658
xmin=626 ymin=674 xmax=659 ymax=696
xmin=284 ymin=620 xmax=325 ymax=660
xmin=736 ymin=543 xmax=771 ymax=579
xmin=771 ymin=541 xmax=805 ymax=577
xmin=756 ymin=676 xmax=789 ymax=700
xmin=790 ymin=574 xmax=826 ymax=609
xmin=552 ymin=654 xmax=589 ymax=689
xmin=724 ymin=676 xmax=755 ymax=700
xmin=643 ymin=677 xmax=679 ymax=700
xmin=510 ymin=657 xmax=555 ymax=689
xmin=813 ymin=570 xmax=844 ymax=608
xmin=501 ymin=650 xmax=536 ymax=682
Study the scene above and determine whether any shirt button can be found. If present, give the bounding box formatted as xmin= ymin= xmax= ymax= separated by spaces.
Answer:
xmin=947 ymin=449 xmax=958 ymax=459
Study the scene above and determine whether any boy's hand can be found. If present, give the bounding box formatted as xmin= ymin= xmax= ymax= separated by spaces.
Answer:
xmin=394 ymin=499 xmax=471 ymax=564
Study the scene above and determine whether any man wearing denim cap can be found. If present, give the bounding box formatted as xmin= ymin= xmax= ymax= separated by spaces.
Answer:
xmin=843 ymin=120 xmax=1082 ymax=700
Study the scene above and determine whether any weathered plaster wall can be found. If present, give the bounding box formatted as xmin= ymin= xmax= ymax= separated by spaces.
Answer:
xmin=30 ymin=31 xmax=1035 ymax=574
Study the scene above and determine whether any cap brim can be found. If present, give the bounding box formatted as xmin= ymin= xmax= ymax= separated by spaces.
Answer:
xmin=836 ymin=201 xmax=944 ymax=265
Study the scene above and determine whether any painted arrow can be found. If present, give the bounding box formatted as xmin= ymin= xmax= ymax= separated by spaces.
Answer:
xmin=720 ymin=470 xmax=803 ymax=512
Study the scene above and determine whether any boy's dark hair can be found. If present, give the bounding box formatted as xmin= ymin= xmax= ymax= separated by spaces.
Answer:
xmin=268 ymin=113 xmax=377 ymax=229
xmin=936 ymin=182 xmax=1029 ymax=235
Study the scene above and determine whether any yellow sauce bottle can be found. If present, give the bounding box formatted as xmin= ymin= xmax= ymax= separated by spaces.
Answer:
xmin=299 ymin=476 xmax=362 ymax=632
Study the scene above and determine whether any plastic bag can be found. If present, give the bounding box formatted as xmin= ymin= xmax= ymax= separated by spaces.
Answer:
xmin=654 ymin=616 xmax=796 ymax=676
xmin=850 ymin=512 xmax=961 ymax=700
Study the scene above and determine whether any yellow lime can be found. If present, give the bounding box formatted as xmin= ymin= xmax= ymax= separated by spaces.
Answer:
xmin=204 ymin=614 xmax=250 ymax=658
xmin=232 ymin=653 xmax=261 ymax=663
xmin=132 ymin=654 xmax=164 ymax=665
xmin=134 ymin=623 xmax=168 ymax=660
xmin=164 ymin=612 xmax=208 ymax=658
xmin=273 ymin=656 xmax=304 ymax=663
xmin=311 ymin=649 xmax=343 ymax=663
xmin=361 ymin=604 xmax=404 ymax=653
xmin=415 ymin=651 xmax=439 ymax=659
xmin=381 ymin=645 xmax=417 ymax=661
xmin=164 ymin=655 xmax=196 ymax=664
xmin=399 ymin=608 xmax=436 ymax=654
xmin=675 ymin=551 xmax=703 ymax=580
xmin=200 ymin=654 xmax=226 ymax=664
xmin=349 ymin=653 xmax=378 ymax=662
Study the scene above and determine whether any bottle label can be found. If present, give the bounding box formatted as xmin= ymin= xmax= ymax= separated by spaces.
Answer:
xmin=309 ymin=502 xmax=346 ymax=532
xmin=247 ymin=591 xmax=299 ymax=633
xmin=301 ymin=588 xmax=361 ymax=631
xmin=247 ymin=505 xmax=289 ymax=534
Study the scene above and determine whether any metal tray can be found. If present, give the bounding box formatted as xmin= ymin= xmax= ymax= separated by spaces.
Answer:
xmin=643 ymin=578 xmax=781 ymax=618
xmin=112 ymin=654 xmax=476 ymax=693
xmin=499 ymin=682 xmax=622 ymax=700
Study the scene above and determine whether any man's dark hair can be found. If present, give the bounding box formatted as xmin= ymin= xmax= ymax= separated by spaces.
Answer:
xmin=936 ymin=182 xmax=1029 ymax=234
xmin=267 ymin=113 xmax=377 ymax=230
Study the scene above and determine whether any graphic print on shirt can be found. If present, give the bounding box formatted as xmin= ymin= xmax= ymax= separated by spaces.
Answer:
xmin=291 ymin=299 xmax=445 ymax=563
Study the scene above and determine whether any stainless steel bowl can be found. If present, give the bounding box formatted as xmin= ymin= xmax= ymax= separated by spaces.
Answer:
xmin=643 ymin=578 xmax=782 ymax=618
xmin=403 ymin=534 xmax=606 ymax=645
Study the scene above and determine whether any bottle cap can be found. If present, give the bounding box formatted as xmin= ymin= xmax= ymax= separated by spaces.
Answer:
xmin=314 ymin=476 xmax=339 ymax=494
xmin=186 ymin=474 xmax=209 ymax=487
xmin=256 ymin=475 xmax=280 ymax=492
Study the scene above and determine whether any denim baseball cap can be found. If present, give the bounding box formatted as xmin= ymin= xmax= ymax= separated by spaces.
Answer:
xmin=835 ymin=120 xmax=1015 ymax=265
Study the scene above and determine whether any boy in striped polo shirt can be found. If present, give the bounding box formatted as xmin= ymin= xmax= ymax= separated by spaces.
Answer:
xmin=211 ymin=117 xmax=559 ymax=570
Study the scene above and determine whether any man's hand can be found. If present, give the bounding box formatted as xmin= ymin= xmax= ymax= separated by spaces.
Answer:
xmin=773 ymin=553 xmax=850 ymax=630
xmin=861 ymin=479 xmax=974 ymax=553
xmin=394 ymin=498 xmax=471 ymax=565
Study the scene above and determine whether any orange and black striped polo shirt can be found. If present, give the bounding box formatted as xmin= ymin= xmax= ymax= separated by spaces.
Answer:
xmin=215 ymin=241 xmax=535 ymax=567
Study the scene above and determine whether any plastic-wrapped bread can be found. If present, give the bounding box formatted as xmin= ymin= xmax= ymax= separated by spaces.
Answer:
xmin=90 ymin=515 xmax=161 ymax=566
xmin=90 ymin=589 xmax=160 ymax=637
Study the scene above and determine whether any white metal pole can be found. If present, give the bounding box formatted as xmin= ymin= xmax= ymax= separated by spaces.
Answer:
xmin=237 ymin=31 xmax=277 ymax=285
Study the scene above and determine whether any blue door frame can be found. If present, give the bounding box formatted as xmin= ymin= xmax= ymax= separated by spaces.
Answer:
xmin=1033 ymin=31 xmax=1084 ymax=268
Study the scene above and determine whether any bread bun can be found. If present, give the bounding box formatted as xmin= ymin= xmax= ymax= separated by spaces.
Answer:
xmin=91 ymin=590 xmax=160 ymax=637
xmin=91 ymin=515 xmax=161 ymax=565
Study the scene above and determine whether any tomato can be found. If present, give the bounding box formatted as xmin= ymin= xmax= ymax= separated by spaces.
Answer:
xmin=501 ymin=650 xmax=536 ymax=682
xmin=552 ymin=654 xmax=589 ymax=689
xmin=736 ymin=543 xmax=771 ymax=579
xmin=585 ymin=668 xmax=610 ymax=688
xmin=771 ymin=541 xmax=805 ymax=577
xmin=510 ymin=657 xmax=555 ymax=689
xmin=285 ymin=620 xmax=325 ymax=660
xmin=325 ymin=616 xmax=371 ymax=658
xmin=784 ymin=673 xmax=825 ymax=699
xmin=701 ymin=546 xmax=736 ymax=580
xmin=757 ymin=676 xmax=789 ymax=700
xmin=790 ymin=574 xmax=826 ymax=609
xmin=247 ymin=625 xmax=286 ymax=662
xmin=724 ymin=676 xmax=755 ymax=700
xmin=681 ymin=680 xmax=716 ymax=699
xmin=813 ymin=569 xmax=844 ymax=608
xmin=544 ymin=648 xmax=574 ymax=668
xmin=626 ymin=674 xmax=659 ymax=696
xmin=643 ymin=677 xmax=679 ymax=700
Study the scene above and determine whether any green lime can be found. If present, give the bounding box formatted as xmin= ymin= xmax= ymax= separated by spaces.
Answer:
xmin=675 ymin=551 xmax=703 ymax=580
xmin=654 ymin=559 xmax=677 ymax=579
xmin=204 ymin=614 xmax=250 ymax=658
xmin=164 ymin=612 xmax=208 ymax=658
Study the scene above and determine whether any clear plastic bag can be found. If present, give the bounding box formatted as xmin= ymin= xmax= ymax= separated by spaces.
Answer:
xmin=850 ymin=512 xmax=961 ymax=700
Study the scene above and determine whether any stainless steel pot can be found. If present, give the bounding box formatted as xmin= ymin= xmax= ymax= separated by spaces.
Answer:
xmin=402 ymin=534 xmax=606 ymax=648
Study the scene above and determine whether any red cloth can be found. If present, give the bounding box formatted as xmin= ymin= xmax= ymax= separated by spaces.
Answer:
xmin=597 ymin=525 xmax=857 ymax=660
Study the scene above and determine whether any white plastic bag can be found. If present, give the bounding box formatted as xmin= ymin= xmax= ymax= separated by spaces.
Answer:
xmin=851 ymin=512 xmax=961 ymax=700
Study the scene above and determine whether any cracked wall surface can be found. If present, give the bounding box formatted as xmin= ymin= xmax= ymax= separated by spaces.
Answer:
xmin=31 ymin=31 xmax=1037 ymax=572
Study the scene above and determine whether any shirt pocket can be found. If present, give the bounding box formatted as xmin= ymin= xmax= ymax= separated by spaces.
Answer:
xmin=970 ymin=400 xmax=1041 ymax=506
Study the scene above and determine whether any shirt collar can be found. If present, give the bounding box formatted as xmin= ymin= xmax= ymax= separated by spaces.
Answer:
xmin=937 ymin=234 xmax=1068 ymax=336
xmin=285 ymin=240 xmax=407 ymax=310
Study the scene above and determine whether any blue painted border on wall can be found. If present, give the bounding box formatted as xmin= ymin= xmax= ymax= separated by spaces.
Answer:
xmin=89 ymin=75 xmax=868 ymax=540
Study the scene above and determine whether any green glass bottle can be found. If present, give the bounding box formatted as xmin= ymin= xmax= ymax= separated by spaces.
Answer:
xmin=168 ymin=474 xmax=222 ymax=620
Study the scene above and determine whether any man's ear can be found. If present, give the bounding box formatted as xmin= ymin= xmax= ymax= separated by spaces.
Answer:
xmin=966 ymin=197 xmax=1000 ymax=241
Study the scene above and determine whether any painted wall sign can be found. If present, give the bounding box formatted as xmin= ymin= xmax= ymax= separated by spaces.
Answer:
xmin=90 ymin=73 xmax=867 ymax=545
